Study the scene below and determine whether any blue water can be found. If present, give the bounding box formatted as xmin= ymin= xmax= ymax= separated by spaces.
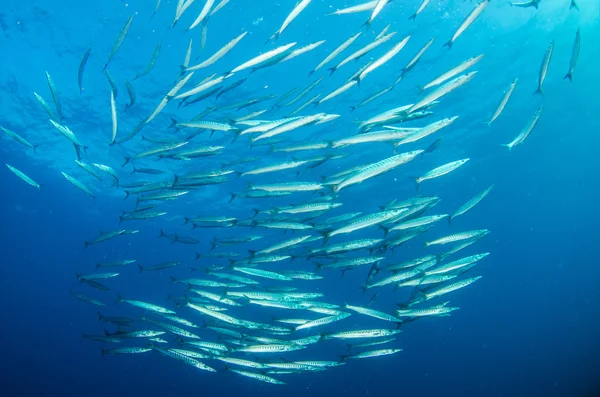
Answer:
xmin=1 ymin=0 xmax=599 ymax=396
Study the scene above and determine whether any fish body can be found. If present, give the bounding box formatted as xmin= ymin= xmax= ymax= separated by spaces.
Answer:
xmin=413 ymin=159 xmax=470 ymax=190
xmin=564 ymin=29 xmax=580 ymax=82
xmin=487 ymin=79 xmax=518 ymax=126
xmin=426 ymin=229 xmax=490 ymax=247
xmin=6 ymin=164 xmax=40 ymax=189
xmin=450 ymin=185 xmax=494 ymax=223
xmin=78 ymin=48 xmax=91 ymax=94
xmin=502 ymin=106 xmax=543 ymax=150
xmin=444 ymin=1 xmax=489 ymax=49
xmin=269 ymin=0 xmax=312 ymax=42
xmin=104 ymin=15 xmax=134 ymax=70
xmin=535 ymin=41 xmax=554 ymax=94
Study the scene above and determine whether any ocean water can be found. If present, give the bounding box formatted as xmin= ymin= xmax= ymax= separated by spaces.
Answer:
xmin=1 ymin=0 xmax=599 ymax=396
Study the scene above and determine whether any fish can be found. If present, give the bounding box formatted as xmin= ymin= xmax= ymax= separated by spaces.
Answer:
xmin=188 ymin=0 xmax=215 ymax=31
xmin=49 ymin=120 xmax=88 ymax=152
xmin=325 ymin=329 xmax=401 ymax=340
xmin=230 ymin=43 xmax=297 ymax=74
xmin=33 ymin=92 xmax=57 ymax=121
xmin=570 ymin=0 xmax=579 ymax=10
xmin=45 ymin=72 xmax=62 ymax=122
xmin=329 ymin=32 xmax=396 ymax=74
xmin=124 ymin=80 xmax=136 ymax=110
xmin=211 ymin=0 xmax=230 ymax=15
xmin=502 ymin=106 xmax=543 ymax=150
xmin=409 ymin=0 xmax=431 ymax=20
xmin=71 ymin=291 xmax=106 ymax=307
xmin=6 ymin=164 xmax=40 ymax=189
xmin=151 ymin=0 xmax=161 ymax=18
xmin=449 ymin=185 xmax=494 ymax=224
xmin=109 ymin=90 xmax=118 ymax=145
xmin=535 ymin=41 xmax=554 ymax=95
xmin=487 ymin=78 xmax=518 ymax=126
xmin=411 ymin=277 xmax=482 ymax=304
xmin=77 ymin=48 xmax=91 ymax=94
xmin=133 ymin=42 xmax=162 ymax=80
xmin=1 ymin=126 xmax=38 ymax=153
xmin=117 ymin=294 xmax=175 ymax=314
xmin=564 ymin=29 xmax=580 ymax=82
xmin=186 ymin=32 xmax=247 ymax=71
xmin=409 ymin=72 xmax=477 ymax=114
xmin=421 ymin=55 xmax=483 ymax=91
xmin=397 ymin=37 xmax=435 ymax=82
xmin=61 ymin=172 xmax=94 ymax=198
xmin=104 ymin=15 xmax=134 ymax=70
xmin=425 ymin=229 xmax=490 ymax=247
xmin=365 ymin=0 xmax=390 ymax=28
xmin=350 ymin=85 xmax=395 ymax=112
xmin=394 ymin=117 xmax=458 ymax=148
xmin=295 ymin=312 xmax=351 ymax=331
xmin=356 ymin=36 xmax=411 ymax=83
xmin=443 ymin=0 xmax=489 ymax=49
xmin=508 ymin=0 xmax=541 ymax=8
xmin=342 ymin=348 xmax=403 ymax=361
xmin=411 ymin=159 xmax=470 ymax=191
xmin=101 ymin=347 xmax=152 ymax=355
xmin=84 ymin=229 xmax=137 ymax=249
xmin=268 ymin=0 xmax=312 ymax=42
xmin=334 ymin=151 xmax=423 ymax=193
xmin=228 ymin=369 xmax=285 ymax=385
xmin=425 ymin=253 xmax=489 ymax=276
xmin=328 ymin=1 xmax=377 ymax=16
xmin=310 ymin=32 xmax=361 ymax=76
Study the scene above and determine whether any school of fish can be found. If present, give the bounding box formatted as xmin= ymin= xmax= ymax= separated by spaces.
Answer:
xmin=2 ymin=0 xmax=583 ymax=386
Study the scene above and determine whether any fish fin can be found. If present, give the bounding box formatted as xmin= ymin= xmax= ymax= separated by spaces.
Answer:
xmin=121 ymin=157 xmax=131 ymax=167
xmin=443 ymin=40 xmax=453 ymax=49
xmin=183 ymin=217 xmax=191 ymax=226
xmin=327 ymin=67 xmax=336 ymax=76
xmin=408 ymin=176 xmax=420 ymax=191
xmin=84 ymin=241 xmax=89 ymax=249
xmin=500 ymin=143 xmax=513 ymax=152
xmin=448 ymin=216 xmax=453 ymax=227
xmin=570 ymin=0 xmax=578 ymax=10
xmin=563 ymin=72 xmax=573 ymax=82
xmin=408 ymin=13 xmax=417 ymax=21
xmin=534 ymin=87 xmax=543 ymax=95
xmin=194 ymin=252 xmax=201 ymax=261
xmin=228 ymin=192 xmax=237 ymax=203
xmin=32 ymin=144 xmax=39 ymax=153
xmin=115 ymin=294 xmax=123 ymax=304
xmin=137 ymin=264 xmax=143 ymax=273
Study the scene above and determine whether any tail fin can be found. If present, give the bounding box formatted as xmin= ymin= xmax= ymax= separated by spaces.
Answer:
xmin=570 ymin=0 xmax=579 ymax=10
xmin=563 ymin=72 xmax=573 ymax=82
xmin=500 ymin=143 xmax=513 ymax=152
xmin=409 ymin=176 xmax=421 ymax=191
xmin=228 ymin=192 xmax=237 ymax=203
xmin=33 ymin=144 xmax=39 ymax=153
xmin=443 ymin=40 xmax=453 ymax=49
xmin=534 ymin=87 xmax=543 ymax=95
xmin=169 ymin=276 xmax=178 ymax=283
xmin=137 ymin=264 xmax=143 ymax=273
xmin=183 ymin=217 xmax=191 ymax=226
xmin=121 ymin=157 xmax=131 ymax=167
xmin=84 ymin=241 xmax=90 ymax=249
xmin=158 ymin=229 xmax=165 ymax=238
xmin=408 ymin=13 xmax=417 ymax=21
xmin=116 ymin=293 xmax=124 ymax=304
xmin=194 ymin=252 xmax=201 ymax=261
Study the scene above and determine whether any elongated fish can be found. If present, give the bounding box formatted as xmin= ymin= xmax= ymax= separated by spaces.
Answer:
xmin=104 ymin=15 xmax=134 ymax=70
xmin=109 ymin=90 xmax=118 ymax=145
xmin=487 ymin=78 xmax=518 ymax=126
xmin=409 ymin=0 xmax=431 ymax=20
xmin=230 ymin=43 xmax=297 ymax=74
xmin=78 ymin=48 xmax=91 ymax=95
xmin=61 ymin=172 xmax=95 ymax=198
xmin=564 ymin=29 xmax=580 ymax=82
xmin=398 ymin=37 xmax=435 ymax=82
xmin=6 ymin=164 xmax=40 ymax=189
xmin=187 ymin=32 xmax=247 ymax=71
xmin=133 ymin=42 xmax=162 ymax=80
xmin=329 ymin=32 xmax=396 ymax=74
xmin=365 ymin=0 xmax=390 ymax=28
xmin=410 ymin=72 xmax=477 ymax=114
xmin=310 ymin=32 xmax=361 ymax=76
xmin=357 ymin=36 xmax=410 ymax=83
xmin=2 ymin=127 xmax=38 ymax=152
xmin=502 ymin=106 xmax=543 ymax=150
xmin=335 ymin=151 xmax=423 ymax=193
xmin=268 ymin=0 xmax=311 ymax=42
xmin=34 ymin=92 xmax=57 ymax=121
xmin=422 ymin=55 xmax=483 ymax=91
xmin=45 ymin=71 xmax=62 ymax=122
xmin=450 ymin=185 xmax=494 ymax=224
xmin=188 ymin=0 xmax=215 ymax=31
xmin=444 ymin=0 xmax=489 ymax=49
xmin=508 ymin=0 xmax=541 ymax=8
xmin=124 ymin=80 xmax=136 ymax=110
xmin=229 ymin=369 xmax=285 ymax=385
xmin=328 ymin=1 xmax=377 ymax=16
xmin=412 ymin=159 xmax=469 ymax=190
xmin=425 ymin=229 xmax=490 ymax=247
xmin=535 ymin=41 xmax=554 ymax=95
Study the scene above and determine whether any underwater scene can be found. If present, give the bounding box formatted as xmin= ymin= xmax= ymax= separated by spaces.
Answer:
xmin=1 ymin=0 xmax=599 ymax=396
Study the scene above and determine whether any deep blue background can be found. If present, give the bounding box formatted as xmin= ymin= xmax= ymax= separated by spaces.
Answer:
xmin=1 ymin=1 xmax=599 ymax=396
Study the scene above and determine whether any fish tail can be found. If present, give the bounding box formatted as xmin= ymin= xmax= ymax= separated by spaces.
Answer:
xmin=115 ymin=293 xmax=123 ymax=304
xmin=443 ymin=40 xmax=453 ymax=49
xmin=448 ymin=216 xmax=453 ymax=227
xmin=570 ymin=0 xmax=579 ymax=10
xmin=183 ymin=217 xmax=190 ymax=226
xmin=563 ymin=72 xmax=572 ymax=82
xmin=84 ymin=241 xmax=90 ymax=249
xmin=33 ymin=144 xmax=39 ymax=153
xmin=409 ymin=176 xmax=420 ymax=191
xmin=121 ymin=157 xmax=131 ymax=167
xmin=118 ymin=215 xmax=124 ymax=224
xmin=194 ymin=252 xmax=201 ymax=261
xmin=327 ymin=67 xmax=336 ymax=76
xmin=534 ymin=87 xmax=543 ymax=95
xmin=228 ymin=192 xmax=237 ymax=203
xmin=408 ymin=13 xmax=417 ymax=21
xmin=137 ymin=264 xmax=143 ymax=273
xmin=500 ymin=143 xmax=512 ymax=152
